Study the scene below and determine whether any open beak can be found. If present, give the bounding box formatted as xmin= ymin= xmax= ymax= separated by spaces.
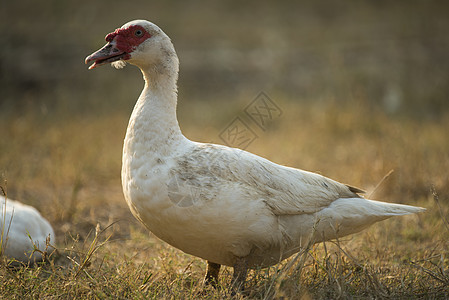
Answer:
xmin=85 ymin=42 xmax=129 ymax=70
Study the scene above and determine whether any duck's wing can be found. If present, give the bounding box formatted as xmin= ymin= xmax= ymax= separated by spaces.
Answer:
xmin=172 ymin=143 xmax=363 ymax=215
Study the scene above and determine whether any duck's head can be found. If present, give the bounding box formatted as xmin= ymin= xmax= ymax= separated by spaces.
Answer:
xmin=85 ymin=20 xmax=176 ymax=71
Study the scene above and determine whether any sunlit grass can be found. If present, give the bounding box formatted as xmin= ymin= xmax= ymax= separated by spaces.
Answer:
xmin=1 ymin=0 xmax=448 ymax=296
xmin=0 ymin=96 xmax=448 ymax=298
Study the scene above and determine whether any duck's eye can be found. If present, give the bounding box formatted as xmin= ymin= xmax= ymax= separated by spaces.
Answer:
xmin=135 ymin=29 xmax=143 ymax=37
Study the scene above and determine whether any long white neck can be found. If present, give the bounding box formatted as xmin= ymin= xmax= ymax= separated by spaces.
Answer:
xmin=123 ymin=52 xmax=187 ymax=159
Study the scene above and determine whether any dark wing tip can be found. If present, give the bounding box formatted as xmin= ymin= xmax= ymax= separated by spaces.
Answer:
xmin=347 ymin=185 xmax=366 ymax=195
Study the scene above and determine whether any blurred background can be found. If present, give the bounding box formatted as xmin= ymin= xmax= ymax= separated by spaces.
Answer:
xmin=1 ymin=0 xmax=449 ymax=116
xmin=0 ymin=0 xmax=448 ymax=241
xmin=1 ymin=2 xmax=449 ymax=296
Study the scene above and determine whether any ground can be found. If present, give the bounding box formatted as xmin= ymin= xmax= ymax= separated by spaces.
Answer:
xmin=1 ymin=1 xmax=448 ymax=298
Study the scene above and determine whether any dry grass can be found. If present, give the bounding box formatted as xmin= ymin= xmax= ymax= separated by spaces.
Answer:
xmin=1 ymin=1 xmax=449 ymax=298
xmin=1 ymin=98 xmax=448 ymax=299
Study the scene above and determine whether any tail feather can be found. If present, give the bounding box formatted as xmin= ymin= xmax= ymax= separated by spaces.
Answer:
xmin=314 ymin=198 xmax=425 ymax=242
xmin=362 ymin=199 xmax=426 ymax=216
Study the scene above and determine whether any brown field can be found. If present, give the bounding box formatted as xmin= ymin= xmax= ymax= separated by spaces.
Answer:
xmin=1 ymin=1 xmax=448 ymax=298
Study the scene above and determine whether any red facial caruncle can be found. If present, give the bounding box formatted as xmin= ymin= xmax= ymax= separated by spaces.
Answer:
xmin=85 ymin=25 xmax=152 ymax=69
xmin=105 ymin=25 xmax=152 ymax=54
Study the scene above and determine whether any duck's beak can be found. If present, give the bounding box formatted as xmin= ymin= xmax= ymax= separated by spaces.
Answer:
xmin=85 ymin=42 xmax=129 ymax=70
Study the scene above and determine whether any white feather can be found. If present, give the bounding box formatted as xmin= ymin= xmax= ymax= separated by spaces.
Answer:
xmin=99 ymin=20 xmax=426 ymax=268
xmin=1 ymin=196 xmax=55 ymax=263
xmin=111 ymin=60 xmax=127 ymax=69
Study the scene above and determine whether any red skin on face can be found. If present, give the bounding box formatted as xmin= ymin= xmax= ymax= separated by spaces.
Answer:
xmin=105 ymin=25 xmax=152 ymax=55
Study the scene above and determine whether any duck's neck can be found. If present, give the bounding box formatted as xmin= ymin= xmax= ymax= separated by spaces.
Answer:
xmin=124 ymin=58 xmax=186 ymax=157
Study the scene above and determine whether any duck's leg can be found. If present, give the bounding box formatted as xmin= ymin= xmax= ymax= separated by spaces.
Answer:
xmin=232 ymin=257 xmax=248 ymax=293
xmin=204 ymin=261 xmax=221 ymax=287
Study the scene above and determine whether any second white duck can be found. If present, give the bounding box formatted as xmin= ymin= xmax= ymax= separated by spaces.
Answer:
xmin=1 ymin=196 xmax=54 ymax=263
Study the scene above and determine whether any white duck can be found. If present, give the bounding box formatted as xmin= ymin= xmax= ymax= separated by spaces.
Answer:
xmin=85 ymin=20 xmax=425 ymax=288
xmin=1 ymin=196 xmax=55 ymax=263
